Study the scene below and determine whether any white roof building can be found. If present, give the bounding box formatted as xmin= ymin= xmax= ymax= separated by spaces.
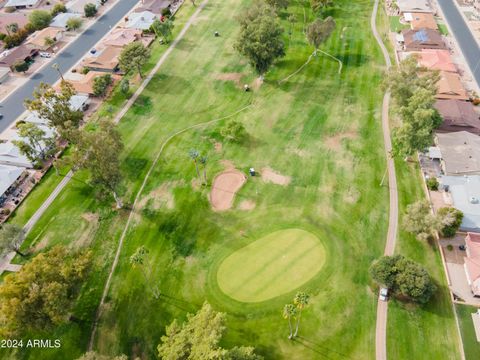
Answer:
xmin=125 ymin=11 xmax=157 ymax=30
xmin=51 ymin=12 xmax=82 ymax=29
xmin=4 ymin=0 xmax=40 ymax=8
xmin=0 ymin=164 xmax=24 ymax=199
xmin=0 ymin=142 xmax=33 ymax=168
xmin=397 ymin=0 xmax=432 ymax=13
xmin=440 ymin=175 xmax=480 ymax=232
xmin=66 ymin=0 xmax=101 ymax=14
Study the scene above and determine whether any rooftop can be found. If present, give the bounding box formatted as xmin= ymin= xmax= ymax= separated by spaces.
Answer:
xmin=436 ymin=131 xmax=480 ymax=175
xmin=418 ymin=49 xmax=456 ymax=72
xmin=436 ymin=71 xmax=469 ymax=101
xmin=0 ymin=164 xmax=24 ymax=198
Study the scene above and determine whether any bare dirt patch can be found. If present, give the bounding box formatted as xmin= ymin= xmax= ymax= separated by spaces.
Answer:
xmin=73 ymin=213 xmax=99 ymax=249
xmin=239 ymin=199 xmax=256 ymax=211
xmin=261 ymin=167 xmax=291 ymax=186
xmin=210 ymin=169 xmax=247 ymax=211
xmin=251 ymin=77 xmax=263 ymax=90
xmin=324 ymin=131 xmax=357 ymax=151
xmin=216 ymin=73 xmax=243 ymax=88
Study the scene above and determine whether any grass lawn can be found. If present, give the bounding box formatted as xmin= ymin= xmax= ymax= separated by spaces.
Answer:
xmin=455 ymin=304 xmax=480 ymax=359
xmin=438 ymin=23 xmax=449 ymax=35
xmin=217 ymin=228 xmax=326 ymax=302
xmin=389 ymin=16 xmax=409 ymax=33
xmin=0 ymin=1 xmax=460 ymax=360
xmin=386 ymin=159 xmax=461 ymax=359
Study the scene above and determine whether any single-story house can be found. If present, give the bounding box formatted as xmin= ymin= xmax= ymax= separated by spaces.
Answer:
xmin=135 ymin=0 xmax=171 ymax=15
xmin=0 ymin=45 xmax=38 ymax=70
xmin=405 ymin=12 xmax=438 ymax=30
xmin=435 ymin=99 xmax=480 ymax=134
xmin=464 ymin=232 xmax=480 ymax=297
xmin=0 ymin=142 xmax=33 ymax=168
xmin=64 ymin=71 xmax=118 ymax=95
xmin=0 ymin=13 xmax=29 ymax=35
xmin=102 ymin=27 xmax=143 ymax=47
xmin=440 ymin=175 xmax=480 ymax=231
xmin=66 ymin=0 xmax=101 ymax=14
xmin=401 ymin=29 xmax=446 ymax=51
xmin=397 ymin=0 xmax=433 ymax=13
xmin=417 ymin=49 xmax=456 ymax=72
xmin=4 ymin=0 xmax=41 ymax=9
xmin=435 ymin=131 xmax=480 ymax=175
xmin=436 ymin=71 xmax=469 ymax=100
xmin=83 ymin=46 xmax=122 ymax=72
xmin=25 ymin=27 xmax=63 ymax=52
xmin=125 ymin=11 xmax=157 ymax=30
xmin=0 ymin=164 xmax=25 ymax=204
xmin=51 ymin=12 xmax=82 ymax=29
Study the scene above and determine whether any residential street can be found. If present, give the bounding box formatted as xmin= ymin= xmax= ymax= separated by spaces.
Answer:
xmin=0 ymin=0 xmax=140 ymax=132
xmin=437 ymin=0 xmax=480 ymax=88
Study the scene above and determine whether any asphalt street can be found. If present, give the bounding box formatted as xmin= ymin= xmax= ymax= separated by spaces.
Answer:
xmin=437 ymin=0 xmax=480 ymax=89
xmin=0 ymin=0 xmax=140 ymax=132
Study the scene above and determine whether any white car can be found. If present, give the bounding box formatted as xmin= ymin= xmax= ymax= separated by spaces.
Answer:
xmin=379 ymin=287 xmax=388 ymax=301
xmin=39 ymin=52 xmax=52 ymax=58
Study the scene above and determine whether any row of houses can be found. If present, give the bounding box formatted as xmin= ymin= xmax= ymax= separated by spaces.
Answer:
xmin=0 ymin=0 xmax=176 ymax=216
xmin=392 ymin=0 xmax=480 ymax=300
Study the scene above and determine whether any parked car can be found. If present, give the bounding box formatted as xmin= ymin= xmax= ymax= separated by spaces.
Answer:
xmin=90 ymin=48 xmax=97 ymax=54
xmin=459 ymin=245 xmax=466 ymax=251
xmin=379 ymin=287 xmax=388 ymax=301
xmin=0 ymin=114 xmax=3 ymax=120
xmin=39 ymin=52 xmax=51 ymax=58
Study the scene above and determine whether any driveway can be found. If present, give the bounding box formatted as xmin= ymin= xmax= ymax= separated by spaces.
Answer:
xmin=0 ymin=0 xmax=140 ymax=131
xmin=437 ymin=0 xmax=480 ymax=88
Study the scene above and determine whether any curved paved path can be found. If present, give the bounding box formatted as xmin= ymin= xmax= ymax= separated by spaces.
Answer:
xmin=370 ymin=0 xmax=398 ymax=359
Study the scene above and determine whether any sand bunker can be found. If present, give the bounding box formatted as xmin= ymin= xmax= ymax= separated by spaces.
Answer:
xmin=261 ymin=167 xmax=291 ymax=186
xmin=210 ymin=169 xmax=247 ymax=211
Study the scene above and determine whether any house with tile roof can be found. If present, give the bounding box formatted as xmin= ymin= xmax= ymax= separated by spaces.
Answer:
xmin=436 ymin=71 xmax=469 ymax=101
xmin=417 ymin=49 xmax=456 ymax=72
xmin=435 ymin=100 xmax=480 ymax=134
xmin=406 ymin=12 xmax=438 ymax=30
xmin=465 ymin=232 xmax=480 ymax=297
xmin=25 ymin=27 xmax=63 ymax=52
xmin=83 ymin=46 xmax=122 ymax=72
xmin=401 ymin=28 xmax=446 ymax=51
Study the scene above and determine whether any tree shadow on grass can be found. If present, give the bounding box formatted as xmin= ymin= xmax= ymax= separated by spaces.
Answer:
xmin=160 ymin=293 xmax=200 ymax=313
xmin=294 ymin=336 xmax=351 ymax=359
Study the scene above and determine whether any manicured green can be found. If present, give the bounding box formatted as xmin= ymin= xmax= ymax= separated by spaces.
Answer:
xmin=456 ymin=304 xmax=480 ymax=360
xmin=217 ymin=228 xmax=325 ymax=302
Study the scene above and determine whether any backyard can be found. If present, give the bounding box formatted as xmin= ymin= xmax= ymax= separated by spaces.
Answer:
xmin=0 ymin=0 xmax=463 ymax=359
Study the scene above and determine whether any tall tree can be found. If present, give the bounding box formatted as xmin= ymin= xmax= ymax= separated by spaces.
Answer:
xmin=293 ymin=291 xmax=310 ymax=337
xmin=403 ymin=201 xmax=439 ymax=241
xmin=12 ymin=122 xmax=55 ymax=163
xmin=0 ymin=246 xmax=92 ymax=336
xmin=119 ymin=41 xmax=150 ymax=79
xmin=25 ymin=81 xmax=83 ymax=141
xmin=129 ymin=246 xmax=160 ymax=299
xmin=282 ymin=303 xmax=297 ymax=339
xmin=72 ymin=120 xmax=124 ymax=208
xmin=437 ymin=207 xmax=463 ymax=237
xmin=92 ymin=74 xmax=113 ymax=98
xmin=306 ymin=17 xmax=336 ymax=55
xmin=28 ymin=10 xmax=52 ymax=30
xmin=392 ymin=87 xmax=442 ymax=157
xmin=0 ymin=224 xmax=25 ymax=257
xmin=370 ymin=255 xmax=436 ymax=304
xmin=151 ymin=18 xmax=174 ymax=43
xmin=234 ymin=2 xmax=285 ymax=77
xmin=189 ymin=149 xmax=201 ymax=180
xmin=157 ymin=303 xmax=262 ymax=359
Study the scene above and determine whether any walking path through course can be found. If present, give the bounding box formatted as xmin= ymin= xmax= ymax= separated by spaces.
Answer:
xmin=370 ymin=0 xmax=398 ymax=359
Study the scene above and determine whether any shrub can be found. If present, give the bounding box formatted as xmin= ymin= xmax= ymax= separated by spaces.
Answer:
xmin=161 ymin=7 xmax=171 ymax=17
xmin=66 ymin=17 xmax=82 ymax=31
xmin=28 ymin=10 xmax=52 ymax=31
xmin=220 ymin=120 xmax=248 ymax=143
xmin=84 ymin=3 xmax=97 ymax=17
xmin=437 ymin=207 xmax=463 ymax=237
xmin=51 ymin=3 xmax=67 ymax=17
xmin=447 ymin=244 xmax=453 ymax=251
xmin=81 ymin=66 xmax=90 ymax=74
xmin=426 ymin=177 xmax=439 ymax=191
xmin=92 ymin=74 xmax=113 ymax=97
xmin=13 ymin=60 xmax=29 ymax=73
xmin=4 ymin=7 xmax=15 ymax=13
xmin=1 ymin=209 xmax=11 ymax=215
xmin=370 ymin=255 xmax=436 ymax=304
xmin=472 ymin=98 xmax=480 ymax=106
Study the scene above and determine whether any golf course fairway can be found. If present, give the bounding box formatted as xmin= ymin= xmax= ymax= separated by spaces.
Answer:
xmin=217 ymin=228 xmax=326 ymax=302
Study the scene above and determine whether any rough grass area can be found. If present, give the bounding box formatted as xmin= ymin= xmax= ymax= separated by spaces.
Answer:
xmin=456 ymin=304 xmax=480 ymax=359
xmin=386 ymin=159 xmax=461 ymax=359
xmin=217 ymin=228 xmax=325 ymax=302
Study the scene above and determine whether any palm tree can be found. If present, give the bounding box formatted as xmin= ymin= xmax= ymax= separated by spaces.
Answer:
xmin=199 ymin=155 xmax=207 ymax=185
xmin=293 ymin=292 xmax=310 ymax=337
xmin=188 ymin=149 xmax=200 ymax=180
xmin=130 ymin=246 xmax=160 ymax=299
xmin=283 ymin=304 xmax=297 ymax=339
xmin=5 ymin=23 xmax=18 ymax=36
